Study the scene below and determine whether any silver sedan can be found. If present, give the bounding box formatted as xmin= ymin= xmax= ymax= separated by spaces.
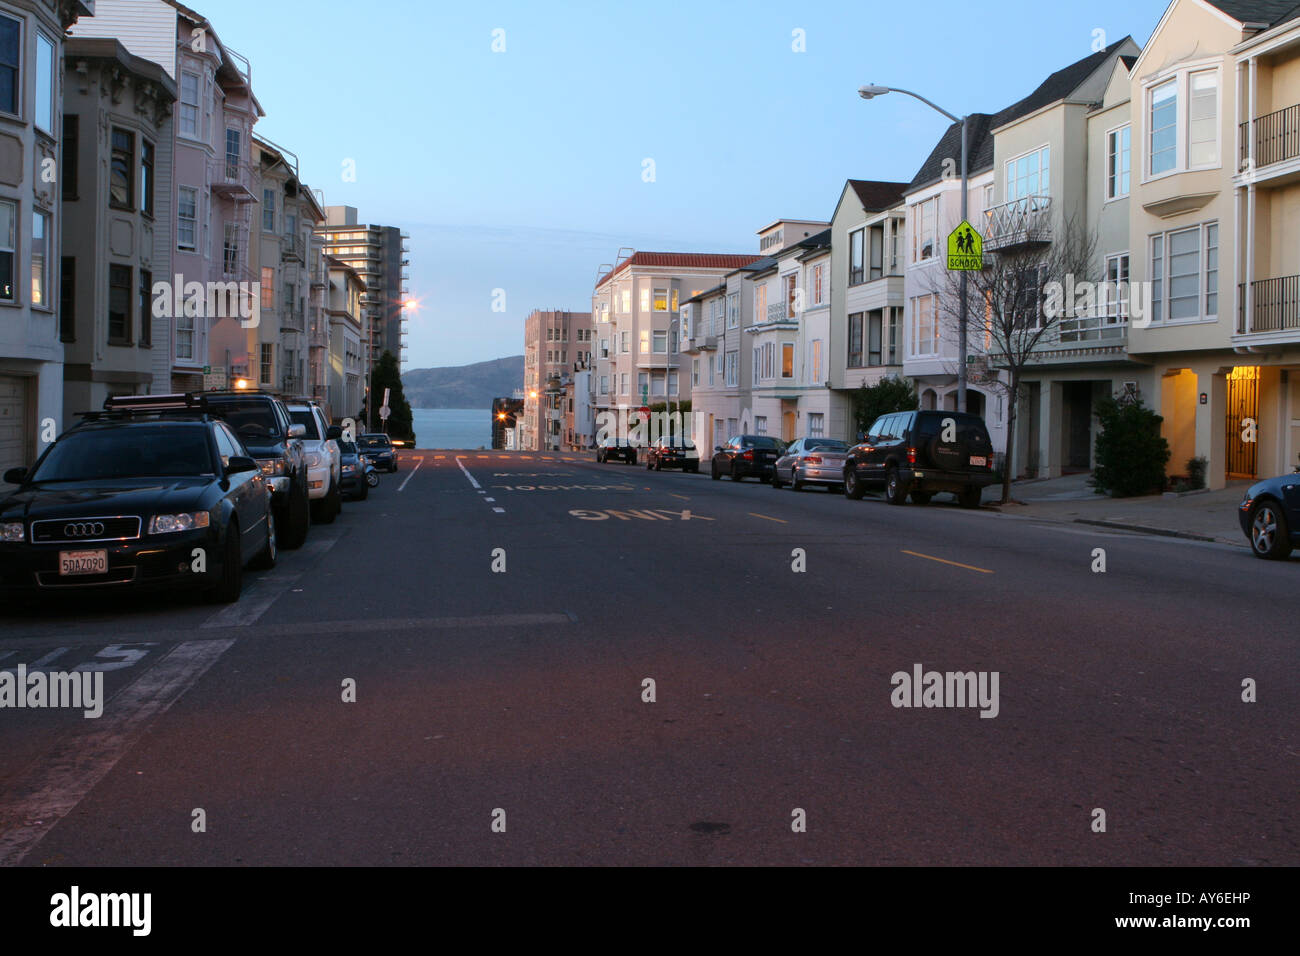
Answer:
xmin=771 ymin=438 xmax=851 ymax=491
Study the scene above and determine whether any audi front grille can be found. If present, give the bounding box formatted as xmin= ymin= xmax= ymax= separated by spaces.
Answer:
xmin=30 ymin=516 xmax=143 ymax=544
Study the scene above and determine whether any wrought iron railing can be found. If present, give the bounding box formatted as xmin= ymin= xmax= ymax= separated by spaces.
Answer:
xmin=1239 ymin=104 xmax=1300 ymax=170
xmin=1238 ymin=275 xmax=1300 ymax=334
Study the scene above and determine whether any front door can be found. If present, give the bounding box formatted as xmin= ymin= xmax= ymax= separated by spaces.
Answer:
xmin=782 ymin=409 xmax=796 ymax=442
xmin=1226 ymin=366 xmax=1260 ymax=479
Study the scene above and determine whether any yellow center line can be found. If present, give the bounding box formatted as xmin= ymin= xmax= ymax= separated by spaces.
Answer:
xmin=670 ymin=493 xmax=690 ymax=501
xmin=901 ymin=550 xmax=994 ymax=574
xmin=749 ymin=512 xmax=787 ymax=524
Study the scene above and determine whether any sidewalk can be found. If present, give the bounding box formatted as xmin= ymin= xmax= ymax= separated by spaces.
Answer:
xmin=987 ymin=471 xmax=1252 ymax=545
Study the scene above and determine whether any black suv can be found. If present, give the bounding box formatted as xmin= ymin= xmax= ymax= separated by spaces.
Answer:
xmin=205 ymin=391 xmax=310 ymax=548
xmin=843 ymin=409 xmax=996 ymax=508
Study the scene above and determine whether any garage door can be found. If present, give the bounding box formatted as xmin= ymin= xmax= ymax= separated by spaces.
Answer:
xmin=0 ymin=374 xmax=30 ymax=481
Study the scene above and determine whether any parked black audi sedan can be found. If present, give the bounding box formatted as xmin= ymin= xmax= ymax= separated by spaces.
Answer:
xmin=843 ymin=409 xmax=996 ymax=507
xmin=710 ymin=435 xmax=784 ymax=481
xmin=645 ymin=436 xmax=699 ymax=472
xmin=1239 ymin=471 xmax=1300 ymax=559
xmin=0 ymin=394 xmax=275 ymax=604
xmin=358 ymin=433 xmax=398 ymax=473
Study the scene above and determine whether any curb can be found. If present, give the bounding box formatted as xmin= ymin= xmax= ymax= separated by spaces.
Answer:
xmin=1070 ymin=518 xmax=1218 ymax=542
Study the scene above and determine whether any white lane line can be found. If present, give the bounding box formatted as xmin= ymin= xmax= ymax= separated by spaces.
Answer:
xmin=484 ymin=497 xmax=495 ymax=502
xmin=454 ymin=456 xmax=482 ymax=490
xmin=493 ymin=507 xmax=505 ymax=513
xmin=201 ymin=533 xmax=342 ymax=629
xmin=397 ymin=456 xmax=424 ymax=492
xmin=0 ymin=637 xmax=236 ymax=866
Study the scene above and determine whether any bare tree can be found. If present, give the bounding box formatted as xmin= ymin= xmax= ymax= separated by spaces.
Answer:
xmin=928 ymin=214 xmax=1099 ymax=504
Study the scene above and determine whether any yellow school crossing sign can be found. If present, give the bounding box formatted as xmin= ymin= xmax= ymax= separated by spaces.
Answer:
xmin=947 ymin=220 xmax=984 ymax=270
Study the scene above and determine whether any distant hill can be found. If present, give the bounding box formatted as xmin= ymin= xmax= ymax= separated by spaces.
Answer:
xmin=402 ymin=356 xmax=524 ymax=409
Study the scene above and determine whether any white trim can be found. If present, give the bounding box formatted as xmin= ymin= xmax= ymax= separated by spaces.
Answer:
xmin=1130 ymin=0 xmax=1243 ymax=77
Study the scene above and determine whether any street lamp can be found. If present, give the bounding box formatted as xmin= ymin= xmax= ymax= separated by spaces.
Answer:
xmin=858 ymin=84 xmax=970 ymax=413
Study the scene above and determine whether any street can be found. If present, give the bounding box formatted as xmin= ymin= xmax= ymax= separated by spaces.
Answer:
xmin=0 ymin=448 xmax=1294 ymax=866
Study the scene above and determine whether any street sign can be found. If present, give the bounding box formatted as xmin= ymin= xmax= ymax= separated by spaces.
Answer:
xmin=946 ymin=220 xmax=984 ymax=271
xmin=203 ymin=369 xmax=226 ymax=391
xmin=379 ymin=405 xmax=391 ymax=420
xmin=638 ymin=406 xmax=651 ymax=421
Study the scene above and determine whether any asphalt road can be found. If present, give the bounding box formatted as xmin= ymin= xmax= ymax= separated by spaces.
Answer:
xmin=0 ymin=448 xmax=1295 ymax=866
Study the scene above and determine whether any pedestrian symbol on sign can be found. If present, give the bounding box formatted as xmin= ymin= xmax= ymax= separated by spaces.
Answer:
xmin=946 ymin=220 xmax=984 ymax=271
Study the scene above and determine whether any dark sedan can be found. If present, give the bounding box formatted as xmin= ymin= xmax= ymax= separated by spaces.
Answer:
xmin=710 ymin=435 xmax=785 ymax=482
xmin=771 ymin=437 xmax=850 ymax=491
xmin=0 ymin=395 xmax=275 ymax=603
xmin=646 ymin=436 xmax=699 ymax=472
xmin=1239 ymin=471 xmax=1300 ymax=559
xmin=338 ymin=440 xmax=371 ymax=500
xmin=358 ymin=433 xmax=398 ymax=473
xmin=596 ymin=436 xmax=638 ymax=465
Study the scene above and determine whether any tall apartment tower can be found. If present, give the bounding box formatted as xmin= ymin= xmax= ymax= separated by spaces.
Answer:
xmin=319 ymin=206 xmax=409 ymax=369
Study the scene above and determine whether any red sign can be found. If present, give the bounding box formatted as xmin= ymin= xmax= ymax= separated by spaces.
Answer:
xmin=638 ymin=406 xmax=651 ymax=420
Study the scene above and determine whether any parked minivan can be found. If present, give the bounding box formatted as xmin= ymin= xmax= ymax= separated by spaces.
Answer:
xmin=842 ymin=409 xmax=996 ymax=507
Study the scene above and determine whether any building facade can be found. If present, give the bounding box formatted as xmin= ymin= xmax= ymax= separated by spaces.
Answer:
xmin=521 ymin=308 xmax=589 ymax=451
xmin=319 ymin=205 xmax=409 ymax=372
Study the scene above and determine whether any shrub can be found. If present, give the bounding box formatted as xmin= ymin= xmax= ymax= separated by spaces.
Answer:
xmin=1185 ymin=456 xmax=1207 ymax=491
xmin=852 ymin=376 xmax=918 ymax=438
xmin=1092 ymin=395 xmax=1171 ymax=497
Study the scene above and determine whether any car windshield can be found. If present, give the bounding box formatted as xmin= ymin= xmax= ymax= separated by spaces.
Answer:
xmin=338 ymin=441 xmax=358 ymax=455
xmin=210 ymin=400 xmax=282 ymax=441
xmin=358 ymin=436 xmax=392 ymax=450
xmin=807 ymin=440 xmax=848 ymax=451
xmin=30 ymin=425 xmax=214 ymax=481
xmin=745 ymin=436 xmax=782 ymax=449
xmin=288 ymin=409 xmax=320 ymax=440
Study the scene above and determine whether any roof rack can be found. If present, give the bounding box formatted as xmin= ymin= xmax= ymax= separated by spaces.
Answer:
xmin=103 ymin=393 xmax=208 ymax=412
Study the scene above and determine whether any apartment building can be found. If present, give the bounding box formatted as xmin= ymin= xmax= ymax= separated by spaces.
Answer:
xmin=521 ymin=308 xmax=590 ymax=451
xmin=319 ymin=205 xmax=409 ymax=370
xmin=60 ymin=36 xmax=175 ymax=426
xmin=828 ymin=180 xmax=910 ymax=441
xmin=0 ymin=0 xmax=93 ymax=480
xmin=323 ymin=255 xmax=364 ymax=419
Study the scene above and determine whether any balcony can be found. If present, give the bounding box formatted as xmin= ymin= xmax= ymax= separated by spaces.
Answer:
xmin=1056 ymin=312 xmax=1127 ymax=344
xmin=1239 ymin=104 xmax=1300 ymax=177
xmin=984 ymin=195 xmax=1052 ymax=252
xmin=281 ymin=234 xmax=304 ymax=262
xmin=1238 ymin=276 xmax=1300 ymax=335
xmin=209 ymin=157 xmax=257 ymax=202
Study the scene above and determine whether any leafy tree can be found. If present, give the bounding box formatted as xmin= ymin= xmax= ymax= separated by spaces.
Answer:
xmin=1092 ymin=394 xmax=1170 ymax=497
xmin=370 ymin=350 xmax=415 ymax=442
xmin=852 ymin=376 xmax=918 ymax=438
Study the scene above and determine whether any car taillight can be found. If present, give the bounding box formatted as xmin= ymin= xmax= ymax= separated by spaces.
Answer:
xmin=742 ymin=450 xmax=754 ymax=460
xmin=805 ymin=456 xmax=822 ymax=464
xmin=907 ymin=447 xmax=917 ymax=464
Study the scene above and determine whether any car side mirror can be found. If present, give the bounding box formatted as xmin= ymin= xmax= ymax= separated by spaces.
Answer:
xmin=3 ymin=467 xmax=28 ymax=485
xmin=226 ymin=455 xmax=259 ymax=476
xmin=715 ymin=446 xmax=724 ymax=453
xmin=288 ymin=424 xmax=306 ymax=439
xmin=325 ymin=425 xmax=342 ymax=441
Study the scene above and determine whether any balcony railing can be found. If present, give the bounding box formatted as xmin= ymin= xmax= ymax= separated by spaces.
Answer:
xmin=766 ymin=301 xmax=788 ymax=323
xmin=984 ymin=195 xmax=1052 ymax=252
xmin=1056 ymin=312 xmax=1127 ymax=343
xmin=1238 ymin=276 xmax=1300 ymax=334
xmin=281 ymin=234 xmax=304 ymax=262
xmin=209 ymin=157 xmax=257 ymax=201
xmin=1239 ymin=104 xmax=1300 ymax=171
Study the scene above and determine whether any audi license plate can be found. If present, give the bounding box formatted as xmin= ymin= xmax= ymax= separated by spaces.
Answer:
xmin=969 ymin=456 xmax=988 ymax=467
xmin=59 ymin=550 xmax=108 ymax=575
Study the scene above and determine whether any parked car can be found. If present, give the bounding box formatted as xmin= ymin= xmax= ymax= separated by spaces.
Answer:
xmin=205 ymin=390 xmax=310 ymax=547
xmin=0 ymin=393 xmax=274 ymax=604
xmin=596 ymin=436 xmax=638 ymax=465
xmin=1239 ymin=470 xmax=1300 ymax=559
xmin=287 ymin=401 xmax=342 ymax=523
xmin=646 ymin=436 xmax=699 ymax=472
xmin=337 ymin=440 xmax=374 ymax=501
xmin=358 ymin=433 xmax=398 ymax=473
xmin=842 ymin=409 xmax=996 ymax=507
xmin=711 ymin=435 xmax=784 ymax=482
xmin=772 ymin=438 xmax=850 ymax=491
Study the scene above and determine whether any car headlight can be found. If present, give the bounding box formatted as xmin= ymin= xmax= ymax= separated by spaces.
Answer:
xmin=0 ymin=521 xmax=24 ymax=543
xmin=148 ymin=511 xmax=211 ymax=534
xmin=259 ymin=458 xmax=286 ymax=477
xmin=305 ymin=451 xmax=322 ymax=467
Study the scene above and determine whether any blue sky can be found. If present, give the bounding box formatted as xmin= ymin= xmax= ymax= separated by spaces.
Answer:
xmin=212 ymin=0 xmax=1170 ymax=369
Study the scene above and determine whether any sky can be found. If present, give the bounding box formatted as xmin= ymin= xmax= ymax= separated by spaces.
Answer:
xmin=209 ymin=0 xmax=1170 ymax=369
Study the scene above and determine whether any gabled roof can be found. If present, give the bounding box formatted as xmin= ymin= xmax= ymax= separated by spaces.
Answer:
xmin=682 ymin=283 xmax=727 ymax=305
xmin=994 ymin=37 xmax=1134 ymax=128
xmin=907 ymin=113 xmax=998 ymax=192
xmin=849 ymin=180 xmax=910 ymax=212
xmin=593 ymin=252 xmax=763 ymax=289
xmin=1203 ymin=0 xmax=1300 ymax=27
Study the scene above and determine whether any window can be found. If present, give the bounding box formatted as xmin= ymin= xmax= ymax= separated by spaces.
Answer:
xmin=62 ymin=115 xmax=78 ymax=200
xmin=727 ymin=293 xmax=739 ymax=328
xmin=671 ymin=288 xmax=679 ymax=312
xmin=31 ymin=209 xmax=48 ymax=307
xmin=849 ymin=228 xmax=864 ymax=284
xmin=1167 ymin=227 xmax=1200 ymax=320
xmin=640 ymin=287 xmax=650 ymax=312
xmin=669 ymin=327 xmax=678 ymax=353
xmin=599 ymin=374 xmax=608 ymax=394
xmin=176 ymin=312 xmax=195 ymax=360
xmin=1107 ymin=126 xmax=1131 ymax=199
xmin=755 ymin=416 xmax=767 ymax=435
xmin=35 ymin=32 xmax=54 ymax=133
xmin=811 ymin=339 xmax=822 ymax=383
xmin=620 ymin=289 xmax=630 ymax=313
xmin=668 ymin=370 xmax=678 ymax=395
xmin=639 ymin=329 xmax=649 ymax=354
xmin=1150 ymin=235 xmax=1163 ymax=323
xmin=179 ymin=71 xmax=201 ymax=137
xmin=651 ymin=372 xmax=664 ymax=397
xmin=1104 ymin=254 xmax=1130 ymax=324
xmin=620 ymin=373 xmax=628 ymax=394
xmin=620 ymin=331 xmax=629 ymax=353
xmin=1205 ymin=223 xmax=1218 ymax=316
xmin=708 ymin=352 xmax=716 ymax=385
xmin=223 ymin=222 xmax=241 ymax=274
xmin=755 ymin=284 xmax=767 ymax=324
xmin=912 ymin=294 xmax=938 ymax=356
xmin=263 ymin=188 xmax=276 ymax=232
xmin=847 ymin=312 xmax=864 ymax=367
xmin=108 ymin=264 xmax=132 ymax=345
xmin=808 ymin=413 xmax=825 ymax=438
xmin=653 ymin=330 xmax=667 ymax=352
xmin=1189 ymin=71 xmax=1218 ymax=167
xmin=0 ymin=199 xmax=12 ymax=301
xmin=725 ymin=350 xmax=738 ymax=387
xmin=138 ymin=269 xmax=152 ymax=347
xmin=653 ymin=288 xmax=668 ymax=311
xmin=261 ymin=266 xmax=274 ymax=309
xmin=111 ymin=129 xmax=134 ymax=209
xmin=140 ymin=140 xmax=155 ymax=216
xmin=1006 ymin=145 xmax=1050 ymax=201
xmin=784 ymin=273 xmax=797 ymax=319
xmin=811 ymin=263 xmax=825 ymax=305
xmin=868 ymin=311 xmax=882 ymax=366
xmin=887 ymin=309 xmax=899 ymax=364
xmin=225 ymin=127 xmax=241 ymax=177
xmin=781 ymin=342 xmax=794 ymax=378
xmin=869 ymin=225 xmax=884 ymax=281
xmin=599 ymin=337 xmax=608 ymax=358
xmin=60 ymin=256 xmax=75 ymax=342
xmin=913 ymin=198 xmax=937 ymax=261
xmin=0 ymin=13 xmax=19 ymax=115
xmin=260 ymin=342 xmax=274 ymax=385
xmin=1149 ymin=79 xmax=1177 ymax=175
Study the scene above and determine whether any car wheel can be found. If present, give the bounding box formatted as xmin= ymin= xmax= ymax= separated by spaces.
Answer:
xmin=730 ymin=463 xmax=742 ymax=481
xmin=711 ymin=460 xmax=721 ymax=480
xmin=1250 ymin=501 xmax=1293 ymax=559
xmin=205 ymin=522 xmax=243 ymax=604
xmin=366 ymin=470 xmax=380 ymax=488
xmin=844 ymin=466 xmax=865 ymax=500
xmin=771 ymin=468 xmax=783 ymax=489
xmin=911 ymin=491 xmax=932 ymax=505
xmin=958 ymin=486 xmax=983 ymax=509
xmin=323 ymin=480 xmax=341 ymax=523
xmin=654 ymin=458 xmax=662 ymax=471
xmin=251 ymin=508 xmax=277 ymax=570
xmin=791 ymin=468 xmax=804 ymax=492
xmin=280 ymin=480 xmax=310 ymax=549
xmin=885 ymin=467 xmax=908 ymax=505
xmin=629 ymin=452 xmax=637 ymax=466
